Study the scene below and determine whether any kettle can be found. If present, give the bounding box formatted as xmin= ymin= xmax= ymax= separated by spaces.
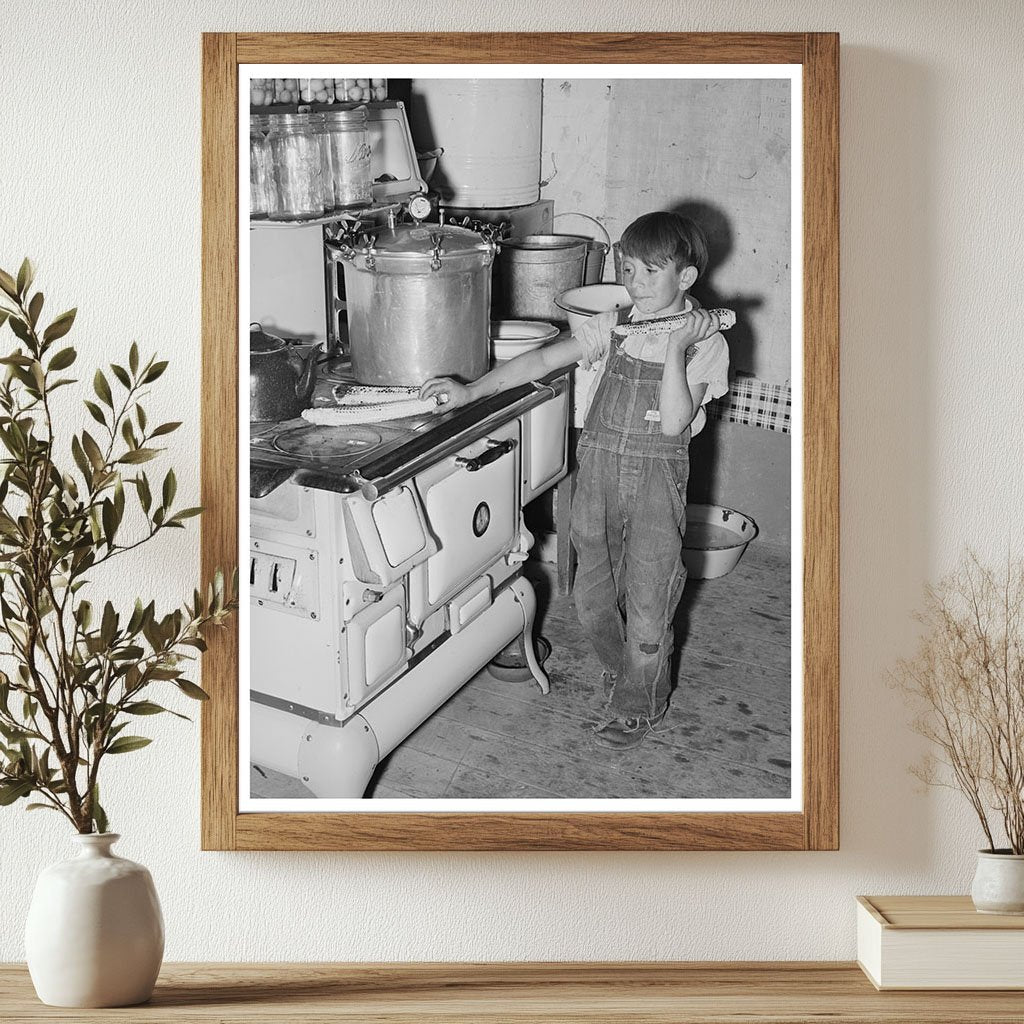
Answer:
xmin=249 ymin=324 xmax=321 ymax=422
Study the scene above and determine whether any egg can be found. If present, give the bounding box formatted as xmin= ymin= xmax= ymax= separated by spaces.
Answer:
xmin=283 ymin=78 xmax=297 ymax=89
xmin=370 ymin=78 xmax=386 ymax=87
xmin=347 ymin=86 xmax=364 ymax=101
xmin=355 ymin=78 xmax=369 ymax=87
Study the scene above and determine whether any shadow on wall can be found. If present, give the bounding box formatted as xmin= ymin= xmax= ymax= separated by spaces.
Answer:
xmin=670 ymin=199 xmax=764 ymax=375
xmin=833 ymin=46 xmax=937 ymax=870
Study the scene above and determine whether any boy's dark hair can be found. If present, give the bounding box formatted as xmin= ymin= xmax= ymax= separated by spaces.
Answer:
xmin=619 ymin=212 xmax=709 ymax=279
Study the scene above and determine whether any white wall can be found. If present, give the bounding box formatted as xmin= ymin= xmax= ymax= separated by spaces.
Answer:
xmin=1 ymin=0 xmax=1022 ymax=962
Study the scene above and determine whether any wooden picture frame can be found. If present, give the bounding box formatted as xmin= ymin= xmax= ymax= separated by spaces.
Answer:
xmin=201 ymin=32 xmax=838 ymax=851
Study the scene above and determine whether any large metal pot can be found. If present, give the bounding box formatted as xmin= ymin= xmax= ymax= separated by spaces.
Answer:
xmin=328 ymin=223 xmax=496 ymax=386
xmin=493 ymin=234 xmax=587 ymax=322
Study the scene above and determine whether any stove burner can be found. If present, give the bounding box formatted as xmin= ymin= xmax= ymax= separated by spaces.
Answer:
xmin=272 ymin=424 xmax=385 ymax=460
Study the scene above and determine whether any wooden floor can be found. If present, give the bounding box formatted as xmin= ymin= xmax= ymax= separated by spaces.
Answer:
xmin=251 ymin=537 xmax=791 ymax=802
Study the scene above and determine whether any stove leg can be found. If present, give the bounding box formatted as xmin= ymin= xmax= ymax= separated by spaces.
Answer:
xmin=509 ymin=577 xmax=549 ymax=694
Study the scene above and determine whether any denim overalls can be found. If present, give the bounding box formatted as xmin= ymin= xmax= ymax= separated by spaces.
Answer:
xmin=570 ymin=334 xmax=690 ymax=721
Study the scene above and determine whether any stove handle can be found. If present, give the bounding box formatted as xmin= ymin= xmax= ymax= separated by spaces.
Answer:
xmin=454 ymin=437 xmax=517 ymax=472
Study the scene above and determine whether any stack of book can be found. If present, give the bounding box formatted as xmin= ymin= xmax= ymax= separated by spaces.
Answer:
xmin=857 ymin=895 xmax=1024 ymax=989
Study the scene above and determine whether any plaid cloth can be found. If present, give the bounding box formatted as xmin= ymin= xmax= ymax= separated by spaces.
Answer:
xmin=708 ymin=374 xmax=792 ymax=434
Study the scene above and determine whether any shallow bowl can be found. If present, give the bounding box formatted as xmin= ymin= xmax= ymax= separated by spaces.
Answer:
xmin=554 ymin=283 xmax=632 ymax=335
xmin=490 ymin=320 xmax=560 ymax=362
xmin=682 ymin=504 xmax=760 ymax=580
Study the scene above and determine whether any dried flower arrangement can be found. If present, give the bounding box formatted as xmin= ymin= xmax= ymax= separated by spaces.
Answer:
xmin=894 ymin=551 xmax=1024 ymax=854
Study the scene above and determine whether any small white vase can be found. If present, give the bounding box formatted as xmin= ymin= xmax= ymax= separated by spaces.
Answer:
xmin=24 ymin=833 xmax=164 ymax=1007
xmin=971 ymin=849 xmax=1024 ymax=915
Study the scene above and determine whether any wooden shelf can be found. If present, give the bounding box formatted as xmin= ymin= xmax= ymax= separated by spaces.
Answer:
xmin=3 ymin=962 xmax=1024 ymax=1022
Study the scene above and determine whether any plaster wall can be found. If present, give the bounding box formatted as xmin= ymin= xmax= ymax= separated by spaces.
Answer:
xmin=1 ymin=0 xmax=1023 ymax=963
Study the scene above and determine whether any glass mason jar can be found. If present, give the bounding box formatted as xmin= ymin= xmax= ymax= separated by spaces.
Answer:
xmin=266 ymin=113 xmax=324 ymax=219
xmin=323 ymin=107 xmax=372 ymax=209
xmin=249 ymin=114 xmax=274 ymax=217
xmin=306 ymin=112 xmax=336 ymax=213
xmin=249 ymin=78 xmax=275 ymax=108
xmin=299 ymin=77 xmax=336 ymax=104
xmin=273 ymin=78 xmax=299 ymax=105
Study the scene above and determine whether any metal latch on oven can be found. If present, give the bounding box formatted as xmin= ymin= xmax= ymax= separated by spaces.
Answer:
xmin=454 ymin=437 xmax=517 ymax=472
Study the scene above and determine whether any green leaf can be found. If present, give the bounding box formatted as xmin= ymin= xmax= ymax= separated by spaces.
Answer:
xmin=136 ymin=404 xmax=147 ymax=432
xmin=100 ymin=601 xmax=117 ymax=647
xmin=101 ymin=498 xmax=117 ymax=546
xmin=16 ymin=258 xmax=34 ymax=299
xmin=71 ymin=435 xmax=92 ymax=482
xmin=27 ymin=292 xmax=43 ymax=329
xmin=135 ymin=473 xmax=152 ymax=513
xmin=150 ymin=421 xmax=181 ymax=438
xmin=26 ymin=803 xmax=61 ymax=813
xmin=110 ymin=363 xmax=131 ymax=389
xmin=93 ymin=369 xmax=113 ymax=409
xmin=118 ymin=448 xmax=158 ymax=465
xmin=142 ymin=360 xmax=168 ymax=384
xmin=121 ymin=418 xmax=137 ymax=449
xmin=105 ymin=735 xmax=152 ymax=755
xmin=0 ymin=310 xmax=9 ymax=331
xmin=129 ymin=342 xmax=139 ymax=375
xmin=124 ymin=700 xmax=170 ymax=716
xmin=168 ymin=507 xmax=203 ymax=524
xmin=48 ymin=346 xmax=77 ymax=372
xmin=162 ymin=468 xmax=176 ymax=508
xmin=8 ymin=317 xmax=32 ymax=346
xmin=83 ymin=400 xmax=106 ymax=427
xmin=0 ymin=269 xmax=18 ymax=301
xmin=42 ymin=308 xmax=76 ymax=344
xmin=81 ymin=431 xmax=105 ymax=472
xmin=74 ymin=598 xmax=92 ymax=630
xmin=0 ymin=779 xmax=33 ymax=805
xmin=175 ymin=679 xmax=210 ymax=701
xmin=91 ymin=785 xmax=108 ymax=834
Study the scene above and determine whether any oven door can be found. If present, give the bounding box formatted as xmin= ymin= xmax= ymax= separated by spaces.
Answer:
xmin=344 ymin=584 xmax=408 ymax=711
xmin=521 ymin=383 xmax=569 ymax=504
xmin=408 ymin=420 xmax=520 ymax=624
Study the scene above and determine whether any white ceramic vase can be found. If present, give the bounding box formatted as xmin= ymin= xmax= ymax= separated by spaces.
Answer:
xmin=971 ymin=850 xmax=1024 ymax=915
xmin=25 ymin=833 xmax=164 ymax=1007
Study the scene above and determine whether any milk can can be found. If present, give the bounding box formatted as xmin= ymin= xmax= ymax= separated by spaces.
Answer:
xmin=327 ymin=223 xmax=496 ymax=386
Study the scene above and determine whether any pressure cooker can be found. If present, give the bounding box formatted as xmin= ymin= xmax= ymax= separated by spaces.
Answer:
xmin=327 ymin=222 xmax=497 ymax=387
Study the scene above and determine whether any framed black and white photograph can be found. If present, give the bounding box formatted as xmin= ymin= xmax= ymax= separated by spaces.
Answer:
xmin=201 ymin=32 xmax=838 ymax=851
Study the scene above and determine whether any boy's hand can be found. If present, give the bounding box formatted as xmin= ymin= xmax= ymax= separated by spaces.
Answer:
xmin=573 ymin=309 xmax=620 ymax=357
xmin=419 ymin=377 xmax=471 ymax=411
xmin=665 ymin=308 xmax=720 ymax=350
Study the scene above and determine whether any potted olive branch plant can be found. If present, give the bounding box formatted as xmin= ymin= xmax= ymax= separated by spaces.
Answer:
xmin=894 ymin=551 xmax=1024 ymax=914
xmin=0 ymin=258 xmax=237 ymax=1007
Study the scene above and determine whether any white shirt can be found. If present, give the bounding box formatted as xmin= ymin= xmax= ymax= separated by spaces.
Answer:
xmin=574 ymin=299 xmax=730 ymax=436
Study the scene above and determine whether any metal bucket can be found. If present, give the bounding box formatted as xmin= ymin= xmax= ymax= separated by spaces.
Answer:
xmin=557 ymin=236 xmax=609 ymax=284
xmin=494 ymin=234 xmax=587 ymax=322
xmin=552 ymin=213 xmax=612 ymax=284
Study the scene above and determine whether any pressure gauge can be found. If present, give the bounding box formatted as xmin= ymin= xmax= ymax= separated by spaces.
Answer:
xmin=407 ymin=194 xmax=432 ymax=222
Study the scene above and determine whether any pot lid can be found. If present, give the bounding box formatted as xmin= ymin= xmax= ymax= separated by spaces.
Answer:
xmin=250 ymin=324 xmax=285 ymax=355
xmin=348 ymin=223 xmax=492 ymax=258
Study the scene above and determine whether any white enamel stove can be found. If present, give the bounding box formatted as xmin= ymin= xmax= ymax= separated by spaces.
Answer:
xmin=248 ymin=370 xmax=570 ymax=798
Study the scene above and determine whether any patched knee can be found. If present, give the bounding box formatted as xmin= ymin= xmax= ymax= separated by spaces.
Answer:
xmin=638 ymin=641 xmax=660 ymax=654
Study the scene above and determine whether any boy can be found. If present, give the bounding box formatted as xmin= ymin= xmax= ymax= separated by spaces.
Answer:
xmin=420 ymin=211 xmax=729 ymax=748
